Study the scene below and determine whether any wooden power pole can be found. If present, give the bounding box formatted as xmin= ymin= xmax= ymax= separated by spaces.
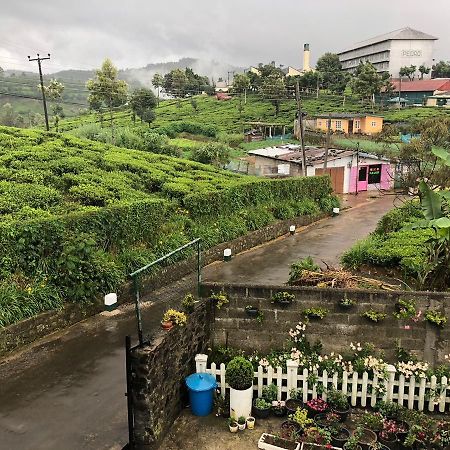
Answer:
xmin=323 ymin=113 xmax=331 ymax=169
xmin=28 ymin=53 xmax=50 ymax=131
xmin=295 ymin=81 xmax=307 ymax=176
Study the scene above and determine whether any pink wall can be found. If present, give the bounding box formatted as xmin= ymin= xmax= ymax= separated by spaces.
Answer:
xmin=348 ymin=163 xmax=392 ymax=193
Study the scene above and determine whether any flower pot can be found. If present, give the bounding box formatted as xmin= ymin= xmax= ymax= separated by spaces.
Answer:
xmin=246 ymin=308 xmax=259 ymax=318
xmin=229 ymin=423 xmax=239 ymax=433
xmin=277 ymin=299 xmax=292 ymax=308
xmin=377 ymin=433 xmax=397 ymax=450
xmin=306 ymin=404 xmax=328 ymax=419
xmin=394 ymin=421 xmax=409 ymax=443
xmin=332 ymin=405 xmax=351 ymax=422
xmin=247 ymin=417 xmax=255 ymax=429
xmin=258 ymin=433 xmax=301 ymax=450
xmin=354 ymin=428 xmax=377 ymax=450
xmin=230 ymin=386 xmax=253 ymax=419
xmin=331 ymin=427 xmax=350 ymax=448
xmin=280 ymin=420 xmax=302 ymax=441
xmin=272 ymin=406 xmax=286 ymax=417
xmin=238 ymin=422 xmax=246 ymax=431
xmin=253 ymin=400 xmax=271 ymax=419
xmin=285 ymin=398 xmax=303 ymax=415
xmin=161 ymin=321 xmax=173 ymax=330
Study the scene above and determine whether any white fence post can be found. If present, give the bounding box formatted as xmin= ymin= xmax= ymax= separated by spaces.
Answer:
xmin=195 ymin=353 xmax=208 ymax=373
xmin=286 ymin=359 xmax=299 ymax=399
xmin=385 ymin=364 xmax=396 ymax=402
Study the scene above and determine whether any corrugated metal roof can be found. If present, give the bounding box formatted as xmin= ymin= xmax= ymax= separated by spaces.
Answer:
xmin=339 ymin=27 xmax=438 ymax=54
xmin=314 ymin=113 xmax=382 ymax=119
xmin=391 ymin=79 xmax=450 ymax=92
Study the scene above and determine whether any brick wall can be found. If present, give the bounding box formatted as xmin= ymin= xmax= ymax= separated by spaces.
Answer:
xmin=130 ymin=301 xmax=212 ymax=449
xmin=201 ymin=282 xmax=450 ymax=365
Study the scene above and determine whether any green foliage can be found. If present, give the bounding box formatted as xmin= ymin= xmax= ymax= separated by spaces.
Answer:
xmin=210 ymin=291 xmax=229 ymax=309
xmin=375 ymin=202 xmax=422 ymax=234
xmin=262 ymin=383 xmax=278 ymax=402
xmin=271 ymin=291 xmax=295 ymax=305
xmin=362 ymin=309 xmax=387 ymax=323
xmin=393 ymin=298 xmax=417 ymax=320
xmin=254 ymin=398 xmax=271 ymax=410
xmin=192 ymin=142 xmax=232 ymax=167
xmin=424 ymin=310 xmax=447 ymax=327
xmin=303 ymin=307 xmax=328 ymax=320
xmin=326 ymin=388 xmax=349 ymax=410
xmin=225 ymin=356 xmax=254 ymax=390
xmin=181 ymin=293 xmax=197 ymax=313
xmin=289 ymin=256 xmax=320 ymax=283
xmin=316 ymin=52 xmax=349 ymax=94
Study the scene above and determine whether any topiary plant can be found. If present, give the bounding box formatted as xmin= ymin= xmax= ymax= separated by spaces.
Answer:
xmin=226 ymin=356 xmax=254 ymax=391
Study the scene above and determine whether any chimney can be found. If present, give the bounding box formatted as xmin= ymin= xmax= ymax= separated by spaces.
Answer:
xmin=303 ymin=43 xmax=311 ymax=72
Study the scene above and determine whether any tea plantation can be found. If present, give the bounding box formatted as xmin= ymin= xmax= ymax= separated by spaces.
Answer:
xmin=0 ymin=126 xmax=337 ymax=327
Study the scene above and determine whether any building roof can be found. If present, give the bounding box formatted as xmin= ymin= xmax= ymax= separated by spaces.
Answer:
xmin=314 ymin=113 xmax=383 ymax=119
xmin=391 ymin=79 xmax=450 ymax=92
xmin=339 ymin=27 xmax=438 ymax=54
xmin=249 ymin=145 xmax=390 ymax=166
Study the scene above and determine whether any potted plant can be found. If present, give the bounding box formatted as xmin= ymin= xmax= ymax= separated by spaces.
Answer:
xmin=237 ymin=415 xmax=246 ymax=431
xmin=258 ymin=433 xmax=301 ymax=450
xmin=272 ymin=291 xmax=295 ymax=308
xmin=305 ymin=398 xmax=329 ymax=418
xmin=353 ymin=427 xmax=377 ymax=450
xmin=340 ymin=294 xmax=356 ymax=309
xmin=215 ymin=392 xmax=230 ymax=418
xmin=245 ymin=305 xmax=259 ymax=317
xmin=331 ymin=426 xmax=351 ymax=448
xmin=226 ymin=356 xmax=254 ymax=419
xmin=301 ymin=426 xmax=332 ymax=446
xmin=374 ymin=401 xmax=402 ymax=420
xmin=161 ymin=308 xmax=187 ymax=330
xmin=288 ymin=406 xmax=313 ymax=433
xmin=285 ymin=388 xmax=303 ymax=414
xmin=343 ymin=434 xmax=362 ymax=450
xmin=272 ymin=400 xmax=287 ymax=417
xmin=327 ymin=388 xmax=351 ymax=422
xmin=253 ymin=398 xmax=272 ymax=419
xmin=377 ymin=419 xmax=398 ymax=449
xmin=181 ymin=293 xmax=198 ymax=313
xmin=358 ymin=412 xmax=384 ymax=433
xmin=424 ymin=310 xmax=447 ymax=328
xmin=228 ymin=417 xmax=238 ymax=433
xmin=280 ymin=420 xmax=302 ymax=441
xmin=210 ymin=290 xmax=229 ymax=309
xmin=303 ymin=307 xmax=329 ymax=320
xmin=246 ymin=416 xmax=255 ymax=430
xmin=362 ymin=309 xmax=387 ymax=323
xmin=392 ymin=420 xmax=408 ymax=443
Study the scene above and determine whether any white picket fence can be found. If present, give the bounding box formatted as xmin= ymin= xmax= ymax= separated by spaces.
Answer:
xmin=195 ymin=354 xmax=450 ymax=413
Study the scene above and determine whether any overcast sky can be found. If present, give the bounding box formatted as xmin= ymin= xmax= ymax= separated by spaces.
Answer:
xmin=1 ymin=0 xmax=449 ymax=74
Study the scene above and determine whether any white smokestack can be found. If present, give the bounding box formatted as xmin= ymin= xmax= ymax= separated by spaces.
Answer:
xmin=303 ymin=43 xmax=311 ymax=72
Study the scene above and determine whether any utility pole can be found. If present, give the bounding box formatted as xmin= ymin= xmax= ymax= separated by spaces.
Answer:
xmin=296 ymin=81 xmax=307 ymax=177
xmin=28 ymin=53 xmax=50 ymax=131
xmin=355 ymin=142 xmax=360 ymax=196
xmin=398 ymin=75 xmax=402 ymax=110
xmin=323 ymin=113 xmax=331 ymax=169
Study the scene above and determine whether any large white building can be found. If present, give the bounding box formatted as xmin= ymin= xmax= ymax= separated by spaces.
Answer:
xmin=338 ymin=27 xmax=438 ymax=77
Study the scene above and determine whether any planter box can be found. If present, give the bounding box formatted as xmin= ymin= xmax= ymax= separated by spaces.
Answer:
xmin=258 ymin=433 xmax=300 ymax=450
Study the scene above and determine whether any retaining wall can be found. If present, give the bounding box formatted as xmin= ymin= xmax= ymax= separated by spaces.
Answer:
xmin=201 ymin=282 xmax=450 ymax=365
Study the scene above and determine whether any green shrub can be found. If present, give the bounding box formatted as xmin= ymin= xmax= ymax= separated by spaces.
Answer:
xmin=375 ymin=201 xmax=422 ymax=234
xmin=191 ymin=142 xmax=232 ymax=167
xmin=226 ymin=356 xmax=254 ymax=390
xmin=289 ymin=256 xmax=320 ymax=283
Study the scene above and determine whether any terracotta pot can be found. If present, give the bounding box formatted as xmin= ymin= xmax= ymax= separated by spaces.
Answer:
xmin=161 ymin=321 xmax=173 ymax=330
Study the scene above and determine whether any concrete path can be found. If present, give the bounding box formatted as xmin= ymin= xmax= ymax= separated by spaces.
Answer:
xmin=0 ymin=193 xmax=399 ymax=450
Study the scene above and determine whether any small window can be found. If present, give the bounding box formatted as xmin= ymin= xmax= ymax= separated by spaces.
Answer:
xmin=368 ymin=164 xmax=382 ymax=184
xmin=335 ymin=120 xmax=342 ymax=130
xmin=318 ymin=121 xmax=322 ymax=126
xmin=371 ymin=121 xmax=377 ymax=127
xmin=358 ymin=167 xmax=367 ymax=182
xmin=354 ymin=120 xmax=360 ymax=129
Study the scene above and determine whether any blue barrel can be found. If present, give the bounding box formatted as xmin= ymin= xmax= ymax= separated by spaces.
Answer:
xmin=185 ymin=373 xmax=217 ymax=416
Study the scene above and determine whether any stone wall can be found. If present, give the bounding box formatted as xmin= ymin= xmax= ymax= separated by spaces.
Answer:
xmin=130 ymin=301 xmax=212 ymax=450
xmin=201 ymin=282 xmax=450 ymax=365
xmin=0 ymin=212 xmax=324 ymax=357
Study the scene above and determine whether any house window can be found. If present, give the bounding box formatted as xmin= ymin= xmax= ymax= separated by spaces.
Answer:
xmin=371 ymin=121 xmax=377 ymax=127
xmin=358 ymin=166 xmax=368 ymax=182
xmin=318 ymin=121 xmax=322 ymax=126
xmin=335 ymin=120 xmax=342 ymax=130
xmin=354 ymin=120 xmax=360 ymax=129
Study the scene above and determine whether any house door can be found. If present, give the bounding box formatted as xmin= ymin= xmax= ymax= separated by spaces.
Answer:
xmin=315 ymin=167 xmax=345 ymax=194
xmin=348 ymin=120 xmax=354 ymax=134
xmin=357 ymin=166 xmax=368 ymax=192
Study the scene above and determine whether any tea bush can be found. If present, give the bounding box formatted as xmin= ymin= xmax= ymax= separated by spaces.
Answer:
xmin=0 ymin=126 xmax=335 ymax=327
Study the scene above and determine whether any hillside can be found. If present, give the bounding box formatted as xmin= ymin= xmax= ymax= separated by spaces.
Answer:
xmin=0 ymin=126 xmax=336 ymax=327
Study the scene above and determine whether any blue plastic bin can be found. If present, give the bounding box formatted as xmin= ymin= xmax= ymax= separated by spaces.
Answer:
xmin=185 ymin=373 xmax=217 ymax=416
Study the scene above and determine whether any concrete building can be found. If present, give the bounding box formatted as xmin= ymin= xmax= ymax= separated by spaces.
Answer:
xmin=338 ymin=27 xmax=438 ymax=77
xmin=314 ymin=114 xmax=383 ymax=135
xmin=248 ymin=145 xmax=394 ymax=194
xmin=390 ymin=78 xmax=450 ymax=105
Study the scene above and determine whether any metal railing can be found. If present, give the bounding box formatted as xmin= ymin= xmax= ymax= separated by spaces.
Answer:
xmin=129 ymin=238 xmax=201 ymax=346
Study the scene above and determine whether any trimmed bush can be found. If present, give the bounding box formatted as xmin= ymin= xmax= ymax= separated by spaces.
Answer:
xmin=226 ymin=357 xmax=254 ymax=390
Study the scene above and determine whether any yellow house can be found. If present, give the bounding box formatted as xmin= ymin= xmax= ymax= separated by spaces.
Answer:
xmin=315 ymin=114 xmax=383 ymax=135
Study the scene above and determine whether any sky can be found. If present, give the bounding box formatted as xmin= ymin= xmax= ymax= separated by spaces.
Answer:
xmin=0 ymin=0 xmax=449 ymax=74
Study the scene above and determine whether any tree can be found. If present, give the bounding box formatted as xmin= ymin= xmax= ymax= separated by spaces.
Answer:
xmin=0 ymin=66 xmax=3 ymax=77
xmin=232 ymin=73 xmax=250 ymax=93
xmin=152 ymin=73 xmax=164 ymax=105
xmin=399 ymin=65 xmax=416 ymax=81
xmin=418 ymin=65 xmax=430 ymax=80
xmin=350 ymin=62 xmax=391 ymax=106
xmin=260 ymin=75 xmax=286 ymax=116
xmin=129 ymin=88 xmax=157 ymax=126
xmin=163 ymin=68 xmax=188 ymax=97
xmin=0 ymin=103 xmax=17 ymax=126
xmin=86 ymin=59 xmax=128 ymax=135
xmin=315 ymin=53 xmax=349 ymax=94
xmin=192 ymin=142 xmax=232 ymax=167
xmin=431 ymin=60 xmax=450 ymax=78
xmin=44 ymin=79 xmax=65 ymax=132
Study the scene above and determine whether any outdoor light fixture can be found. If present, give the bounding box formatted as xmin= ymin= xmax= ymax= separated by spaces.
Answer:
xmin=289 ymin=225 xmax=296 ymax=235
xmin=104 ymin=292 xmax=118 ymax=311
xmin=223 ymin=248 xmax=232 ymax=262
xmin=333 ymin=207 xmax=340 ymax=216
